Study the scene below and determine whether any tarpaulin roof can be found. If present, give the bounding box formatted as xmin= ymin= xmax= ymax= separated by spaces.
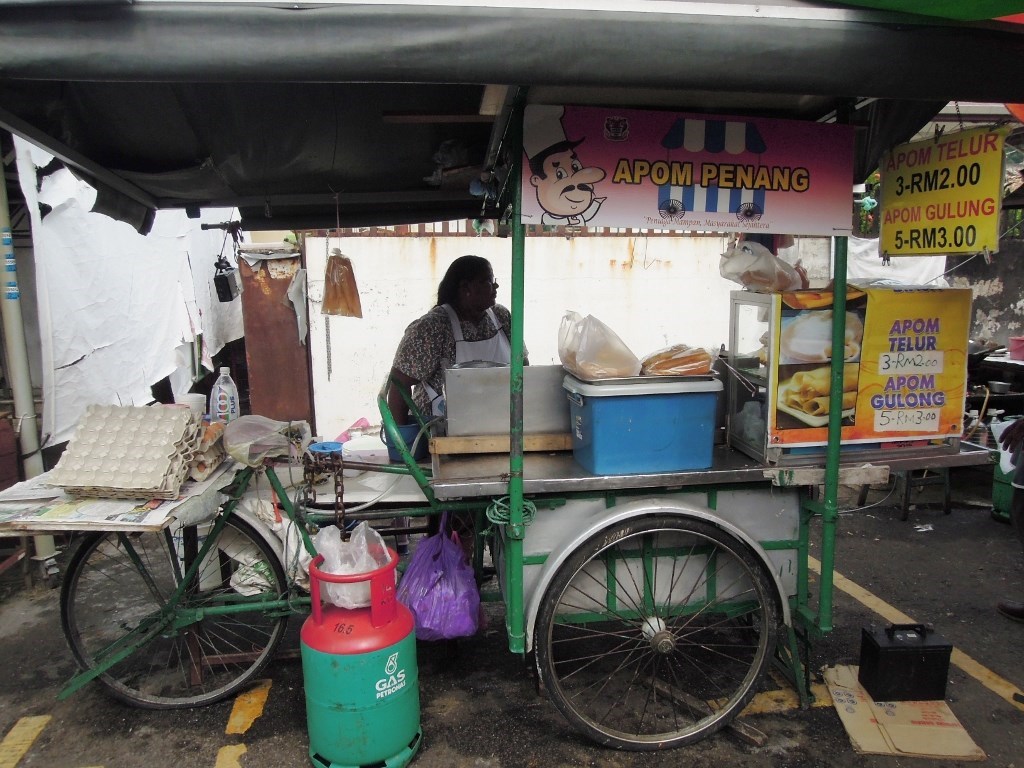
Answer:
xmin=2 ymin=0 xmax=1024 ymax=231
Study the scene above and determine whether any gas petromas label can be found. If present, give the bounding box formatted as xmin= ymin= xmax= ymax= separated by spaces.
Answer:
xmin=375 ymin=652 xmax=407 ymax=699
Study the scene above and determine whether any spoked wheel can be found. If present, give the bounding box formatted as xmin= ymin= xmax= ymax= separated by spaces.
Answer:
xmin=60 ymin=516 xmax=289 ymax=708
xmin=534 ymin=515 xmax=780 ymax=750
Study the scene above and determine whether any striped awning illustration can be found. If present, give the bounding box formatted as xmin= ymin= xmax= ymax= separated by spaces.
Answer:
xmin=658 ymin=184 xmax=766 ymax=220
xmin=661 ymin=118 xmax=767 ymax=154
xmin=656 ymin=118 xmax=768 ymax=219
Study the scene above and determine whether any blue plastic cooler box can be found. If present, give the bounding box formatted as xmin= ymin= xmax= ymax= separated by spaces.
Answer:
xmin=563 ymin=374 xmax=722 ymax=475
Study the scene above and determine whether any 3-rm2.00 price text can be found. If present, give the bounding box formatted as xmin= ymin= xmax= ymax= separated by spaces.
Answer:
xmin=892 ymin=163 xmax=982 ymax=196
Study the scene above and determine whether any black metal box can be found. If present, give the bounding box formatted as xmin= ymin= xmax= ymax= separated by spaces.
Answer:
xmin=858 ymin=624 xmax=951 ymax=701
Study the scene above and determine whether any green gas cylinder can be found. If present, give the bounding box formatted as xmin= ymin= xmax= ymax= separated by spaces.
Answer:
xmin=301 ymin=551 xmax=421 ymax=768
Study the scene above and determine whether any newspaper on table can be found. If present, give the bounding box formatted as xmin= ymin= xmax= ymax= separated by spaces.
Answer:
xmin=0 ymin=461 xmax=235 ymax=533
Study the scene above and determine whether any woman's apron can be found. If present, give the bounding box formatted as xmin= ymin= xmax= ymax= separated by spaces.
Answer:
xmin=423 ymin=304 xmax=512 ymax=417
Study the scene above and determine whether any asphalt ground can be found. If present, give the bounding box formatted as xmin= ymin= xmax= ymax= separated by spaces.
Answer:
xmin=1 ymin=464 xmax=1022 ymax=768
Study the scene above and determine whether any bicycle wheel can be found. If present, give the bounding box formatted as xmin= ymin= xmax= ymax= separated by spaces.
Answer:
xmin=534 ymin=515 xmax=779 ymax=750
xmin=61 ymin=516 xmax=289 ymax=708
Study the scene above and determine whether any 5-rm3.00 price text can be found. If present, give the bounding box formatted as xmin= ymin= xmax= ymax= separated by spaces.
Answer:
xmin=892 ymin=225 xmax=977 ymax=251
xmin=874 ymin=408 xmax=940 ymax=432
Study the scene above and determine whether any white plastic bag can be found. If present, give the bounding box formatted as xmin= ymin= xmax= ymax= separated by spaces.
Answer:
xmin=720 ymin=241 xmax=803 ymax=292
xmin=245 ymin=498 xmax=312 ymax=591
xmin=218 ymin=525 xmax=278 ymax=596
xmin=313 ymin=522 xmax=391 ymax=609
xmin=558 ymin=312 xmax=641 ymax=380
xmin=991 ymin=420 xmax=1021 ymax=477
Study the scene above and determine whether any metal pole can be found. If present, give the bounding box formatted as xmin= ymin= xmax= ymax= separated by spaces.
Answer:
xmin=505 ymin=96 xmax=527 ymax=655
xmin=0 ymin=158 xmax=57 ymax=572
xmin=817 ymin=235 xmax=848 ymax=633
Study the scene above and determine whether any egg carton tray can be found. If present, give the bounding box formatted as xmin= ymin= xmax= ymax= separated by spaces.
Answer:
xmin=49 ymin=405 xmax=200 ymax=497
xmin=60 ymin=458 xmax=191 ymax=500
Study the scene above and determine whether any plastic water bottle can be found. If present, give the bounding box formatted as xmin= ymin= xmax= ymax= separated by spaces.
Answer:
xmin=209 ymin=367 xmax=240 ymax=423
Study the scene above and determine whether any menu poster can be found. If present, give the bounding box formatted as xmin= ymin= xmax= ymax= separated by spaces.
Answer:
xmin=856 ymin=287 xmax=970 ymax=440
xmin=768 ymin=288 xmax=970 ymax=446
xmin=879 ymin=126 xmax=1008 ymax=257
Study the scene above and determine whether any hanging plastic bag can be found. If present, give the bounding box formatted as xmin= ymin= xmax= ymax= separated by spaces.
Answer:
xmin=313 ymin=521 xmax=391 ymax=609
xmin=559 ymin=312 xmax=641 ymax=380
xmin=720 ymin=240 xmax=803 ymax=292
xmin=322 ymin=248 xmax=363 ymax=317
xmin=396 ymin=514 xmax=480 ymax=641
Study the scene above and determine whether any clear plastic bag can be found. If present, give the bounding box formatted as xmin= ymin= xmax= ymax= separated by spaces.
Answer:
xmin=557 ymin=310 xmax=585 ymax=372
xmin=720 ymin=241 xmax=803 ymax=292
xmin=396 ymin=515 xmax=480 ymax=641
xmin=558 ymin=311 xmax=640 ymax=380
xmin=640 ymin=344 xmax=713 ymax=376
xmin=313 ymin=522 xmax=391 ymax=609
xmin=223 ymin=415 xmax=311 ymax=467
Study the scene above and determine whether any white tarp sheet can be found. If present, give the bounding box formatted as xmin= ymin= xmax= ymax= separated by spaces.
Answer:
xmin=15 ymin=138 xmax=244 ymax=446
xmin=845 ymin=236 xmax=948 ymax=287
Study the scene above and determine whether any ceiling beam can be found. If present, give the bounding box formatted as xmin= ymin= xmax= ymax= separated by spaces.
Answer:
xmin=0 ymin=107 xmax=157 ymax=210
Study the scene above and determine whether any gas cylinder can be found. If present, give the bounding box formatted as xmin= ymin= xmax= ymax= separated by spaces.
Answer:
xmin=301 ymin=551 xmax=421 ymax=768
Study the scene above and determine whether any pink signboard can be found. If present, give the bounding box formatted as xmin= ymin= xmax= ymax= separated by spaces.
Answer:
xmin=520 ymin=105 xmax=855 ymax=235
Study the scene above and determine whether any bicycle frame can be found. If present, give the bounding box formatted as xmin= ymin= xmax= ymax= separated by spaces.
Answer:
xmin=57 ymin=437 xmax=464 ymax=701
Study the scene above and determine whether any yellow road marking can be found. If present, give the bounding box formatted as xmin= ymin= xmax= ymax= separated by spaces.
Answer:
xmin=215 ymin=744 xmax=247 ymax=768
xmin=0 ymin=716 xmax=51 ymax=768
xmin=225 ymin=679 xmax=272 ymax=735
xmin=809 ymin=555 xmax=1024 ymax=712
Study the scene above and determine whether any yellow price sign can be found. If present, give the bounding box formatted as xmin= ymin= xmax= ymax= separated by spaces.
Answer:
xmin=879 ymin=126 xmax=1007 ymax=256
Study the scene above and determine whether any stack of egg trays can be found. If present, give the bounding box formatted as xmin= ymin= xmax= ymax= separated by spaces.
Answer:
xmin=48 ymin=405 xmax=203 ymax=499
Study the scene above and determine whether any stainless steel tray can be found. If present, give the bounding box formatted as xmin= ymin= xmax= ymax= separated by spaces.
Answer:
xmin=565 ymin=371 xmax=719 ymax=385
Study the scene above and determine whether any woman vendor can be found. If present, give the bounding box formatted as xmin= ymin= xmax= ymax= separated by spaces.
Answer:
xmin=387 ymin=254 xmax=528 ymax=424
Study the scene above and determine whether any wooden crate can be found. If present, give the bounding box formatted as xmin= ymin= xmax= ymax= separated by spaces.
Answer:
xmin=429 ymin=432 xmax=572 ymax=456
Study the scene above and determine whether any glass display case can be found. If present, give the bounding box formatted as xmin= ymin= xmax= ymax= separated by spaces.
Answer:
xmin=726 ymin=289 xmax=968 ymax=465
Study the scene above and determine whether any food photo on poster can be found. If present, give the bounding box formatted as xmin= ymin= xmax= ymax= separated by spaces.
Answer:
xmin=774 ymin=298 xmax=867 ymax=431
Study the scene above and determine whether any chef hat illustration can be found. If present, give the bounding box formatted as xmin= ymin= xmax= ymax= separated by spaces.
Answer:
xmin=523 ymin=105 xmax=569 ymax=159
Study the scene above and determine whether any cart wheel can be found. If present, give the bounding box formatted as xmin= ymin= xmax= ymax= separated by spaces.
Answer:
xmin=60 ymin=516 xmax=289 ymax=709
xmin=534 ymin=515 xmax=779 ymax=750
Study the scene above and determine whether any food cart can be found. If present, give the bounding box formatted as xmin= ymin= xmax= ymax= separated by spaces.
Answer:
xmin=0 ymin=0 xmax=1022 ymax=754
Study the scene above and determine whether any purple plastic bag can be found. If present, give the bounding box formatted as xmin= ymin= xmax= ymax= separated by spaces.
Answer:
xmin=396 ymin=518 xmax=480 ymax=641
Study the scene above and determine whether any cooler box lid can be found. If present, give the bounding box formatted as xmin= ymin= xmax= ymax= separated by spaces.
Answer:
xmin=563 ymin=374 xmax=723 ymax=398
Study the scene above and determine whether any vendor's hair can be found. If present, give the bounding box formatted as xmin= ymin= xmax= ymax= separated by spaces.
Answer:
xmin=436 ymin=255 xmax=492 ymax=306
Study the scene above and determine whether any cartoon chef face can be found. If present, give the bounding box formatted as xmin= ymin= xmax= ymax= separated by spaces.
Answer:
xmin=528 ymin=140 xmax=606 ymax=219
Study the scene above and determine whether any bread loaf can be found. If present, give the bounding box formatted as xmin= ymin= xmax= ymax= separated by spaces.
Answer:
xmin=640 ymin=344 xmax=713 ymax=376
